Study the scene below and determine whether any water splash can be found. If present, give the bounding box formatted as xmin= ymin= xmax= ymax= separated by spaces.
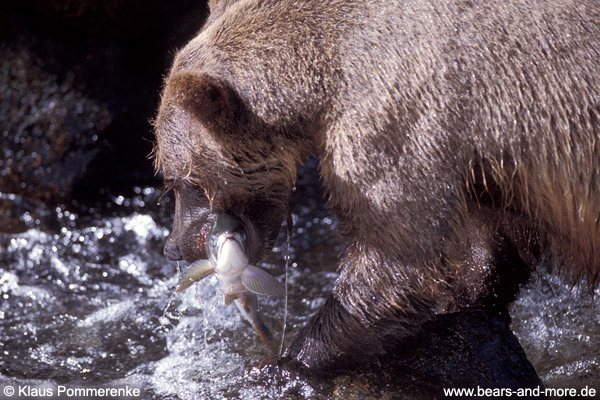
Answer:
xmin=159 ymin=261 xmax=182 ymax=331
xmin=279 ymin=211 xmax=294 ymax=355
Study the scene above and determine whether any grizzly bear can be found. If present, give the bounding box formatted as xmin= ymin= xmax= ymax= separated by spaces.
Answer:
xmin=153 ymin=0 xmax=600 ymax=374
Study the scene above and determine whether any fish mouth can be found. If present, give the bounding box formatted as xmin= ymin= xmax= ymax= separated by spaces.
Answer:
xmin=216 ymin=232 xmax=247 ymax=259
xmin=188 ymin=212 xmax=263 ymax=265
xmin=205 ymin=213 xmax=264 ymax=263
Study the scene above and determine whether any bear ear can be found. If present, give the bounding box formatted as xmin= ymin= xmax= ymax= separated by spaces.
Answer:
xmin=167 ymin=72 xmax=243 ymax=133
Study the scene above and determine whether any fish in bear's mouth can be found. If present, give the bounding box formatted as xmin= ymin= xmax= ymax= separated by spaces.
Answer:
xmin=194 ymin=213 xmax=265 ymax=264
xmin=176 ymin=213 xmax=284 ymax=354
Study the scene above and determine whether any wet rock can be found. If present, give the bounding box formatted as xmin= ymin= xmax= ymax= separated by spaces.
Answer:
xmin=0 ymin=12 xmax=112 ymax=232
xmin=0 ymin=36 xmax=111 ymax=202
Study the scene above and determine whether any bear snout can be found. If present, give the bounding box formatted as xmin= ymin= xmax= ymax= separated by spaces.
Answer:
xmin=166 ymin=215 xmax=214 ymax=264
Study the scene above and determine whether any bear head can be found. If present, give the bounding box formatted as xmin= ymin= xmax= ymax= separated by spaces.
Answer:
xmin=152 ymin=10 xmax=328 ymax=262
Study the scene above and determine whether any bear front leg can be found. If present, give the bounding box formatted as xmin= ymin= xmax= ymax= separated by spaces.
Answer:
xmin=283 ymin=206 xmax=513 ymax=372
xmin=284 ymin=250 xmax=448 ymax=372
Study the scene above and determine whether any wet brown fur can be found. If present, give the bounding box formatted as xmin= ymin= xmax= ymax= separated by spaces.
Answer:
xmin=154 ymin=0 xmax=600 ymax=371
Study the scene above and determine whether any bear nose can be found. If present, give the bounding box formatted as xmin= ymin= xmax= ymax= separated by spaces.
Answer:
xmin=164 ymin=235 xmax=183 ymax=261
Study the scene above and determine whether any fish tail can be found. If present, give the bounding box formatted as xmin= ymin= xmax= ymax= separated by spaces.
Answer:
xmin=235 ymin=295 xmax=277 ymax=355
xmin=251 ymin=313 xmax=277 ymax=355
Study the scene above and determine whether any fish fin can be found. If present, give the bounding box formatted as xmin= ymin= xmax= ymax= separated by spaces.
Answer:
xmin=225 ymin=292 xmax=241 ymax=306
xmin=241 ymin=265 xmax=285 ymax=296
xmin=176 ymin=260 xmax=214 ymax=293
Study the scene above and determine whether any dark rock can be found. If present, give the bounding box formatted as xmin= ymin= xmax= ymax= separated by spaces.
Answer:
xmin=383 ymin=309 xmax=543 ymax=398
xmin=0 ymin=29 xmax=111 ymax=202
xmin=0 ymin=2 xmax=209 ymax=231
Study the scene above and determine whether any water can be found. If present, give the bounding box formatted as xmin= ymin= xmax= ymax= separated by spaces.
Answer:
xmin=1 ymin=169 xmax=599 ymax=398
xmin=509 ymin=272 xmax=600 ymax=388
